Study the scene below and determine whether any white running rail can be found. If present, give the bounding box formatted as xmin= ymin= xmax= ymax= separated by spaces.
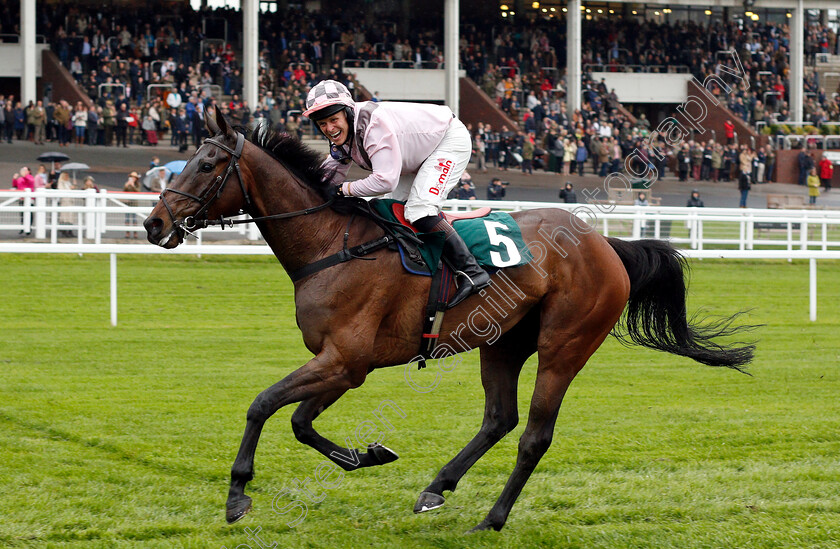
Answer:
xmin=2 ymin=190 xmax=839 ymax=324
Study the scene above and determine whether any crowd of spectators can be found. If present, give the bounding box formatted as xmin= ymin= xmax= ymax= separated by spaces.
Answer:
xmin=660 ymin=19 xmax=835 ymax=128
xmin=0 ymin=2 xmax=395 ymax=147
xmin=1 ymin=0 xmax=838 ymax=170
xmin=674 ymin=139 xmax=775 ymax=185
xmin=465 ymin=16 xmax=840 ymax=130
xmin=467 ymin=67 xmax=664 ymax=183
xmin=408 ymin=15 xmax=837 ymax=183
xmin=690 ymin=20 xmax=840 ymax=128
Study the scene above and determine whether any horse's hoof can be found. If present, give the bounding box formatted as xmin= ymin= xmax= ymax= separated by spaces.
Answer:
xmin=226 ymin=495 xmax=253 ymax=524
xmin=414 ymin=491 xmax=445 ymax=513
xmin=468 ymin=519 xmax=500 ymax=533
xmin=368 ymin=443 xmax=399 ymax=465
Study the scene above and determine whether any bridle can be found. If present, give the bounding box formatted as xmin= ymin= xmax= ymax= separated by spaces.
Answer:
xmin=158 ymin=132 xmax=249 ymax=235
xmin=156 ymin=130 xmax=423 ymax=285
xmin=158 ymin=132 xmax=334 ymax=237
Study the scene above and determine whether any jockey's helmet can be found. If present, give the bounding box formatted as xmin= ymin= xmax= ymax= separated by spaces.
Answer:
xmin=303 ymin=80 xmax=355 ymax=121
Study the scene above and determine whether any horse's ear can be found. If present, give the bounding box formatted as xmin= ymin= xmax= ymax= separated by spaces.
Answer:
xmin=215 ymin=106 xmax=232 ymax=136
xmin=205 ymin=107 xmax=232 ymax=136
xmin=205 ymin=107 xmax=221 ymax=135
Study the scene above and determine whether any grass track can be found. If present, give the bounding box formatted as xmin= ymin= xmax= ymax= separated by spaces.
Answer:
xmin=1 ymin=254 xmax=839 ymax=548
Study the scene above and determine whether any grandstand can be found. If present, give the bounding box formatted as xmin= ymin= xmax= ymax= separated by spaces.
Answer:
xmin=3 ymin=4 xmax=840 ymax=545
xmin=1 ymin=0 xmax=838 ymax=185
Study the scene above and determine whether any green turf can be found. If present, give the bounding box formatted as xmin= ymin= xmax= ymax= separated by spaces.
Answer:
xmin=0 ymin=254 xmax=838 ymax=548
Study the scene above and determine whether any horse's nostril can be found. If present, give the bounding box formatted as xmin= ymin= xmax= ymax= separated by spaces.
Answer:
xmin=144 ymin=217 xmax=163 ymax=238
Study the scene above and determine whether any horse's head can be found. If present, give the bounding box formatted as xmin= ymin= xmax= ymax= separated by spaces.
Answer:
xmin=144 ymin=107 xmax=251 ymax=248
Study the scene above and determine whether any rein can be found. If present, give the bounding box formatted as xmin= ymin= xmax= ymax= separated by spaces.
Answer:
xmin=158 ymin=132 xmax=334 ymax=235
xmin=188 ymin=198 xmax=336 ymax=231
xmin=160 ymin=131 xmax=421 ymax=283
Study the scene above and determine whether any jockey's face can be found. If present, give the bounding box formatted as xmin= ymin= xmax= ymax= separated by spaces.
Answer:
xmin=317 ymin=110 xmax=349 ymax=147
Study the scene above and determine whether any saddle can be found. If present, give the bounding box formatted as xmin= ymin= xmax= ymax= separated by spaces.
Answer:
xmin=288 ymin=197 xmax=531 ymax=365
xmin=390 ymin=202 xmax=494 ymax=231
xmin=368 ymin=199 xmax=530 ymax=277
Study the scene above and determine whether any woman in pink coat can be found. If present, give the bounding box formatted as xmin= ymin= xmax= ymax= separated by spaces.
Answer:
xmin=12 ymin=166 xmax=35 ymax=233
xmin=12 ymin=166 xmax=35 ymax=191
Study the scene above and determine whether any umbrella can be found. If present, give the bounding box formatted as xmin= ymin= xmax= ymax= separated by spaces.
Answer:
xmin=164 ymin=160 xmax=187 ymax=175
xmin=37 ymin=151 xmax=71 ymax=171
xmin=143 ymin=166 xmax=172 ymax=191
xmin=61 ymin=162 xmax=91 ymax=186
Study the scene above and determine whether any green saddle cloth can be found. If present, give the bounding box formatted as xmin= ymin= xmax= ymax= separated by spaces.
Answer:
xmin=370 ymin=199 xmax=532 ymax=275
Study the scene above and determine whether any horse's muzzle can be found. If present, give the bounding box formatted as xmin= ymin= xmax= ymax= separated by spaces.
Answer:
xmin=144 ymin=216 xmax=181 ymax=248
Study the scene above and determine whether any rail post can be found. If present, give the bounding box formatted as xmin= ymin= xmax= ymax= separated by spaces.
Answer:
xmin=110 ymin=253 xmax=118 ymax=327
xmin=809 ymin=258 xmax=817 ymax=322
xmin=85 ymin=188 xmax=97 ymax=239
xmin=34 ymin=189 xmax=46 ymax=239
xmin=23 ymin=189 xmax=32 ymax=234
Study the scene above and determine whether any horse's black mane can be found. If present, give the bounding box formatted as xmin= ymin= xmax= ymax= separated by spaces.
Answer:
xmin=247 ymin=122 xmax=333 ymax=199
xmin=241 ymin=121 xmax=377 ymax=217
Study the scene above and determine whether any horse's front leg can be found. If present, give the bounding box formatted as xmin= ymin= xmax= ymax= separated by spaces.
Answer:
xmin=291 ymin=391 xmax=399 ymax=471
xmin=226 ymin=351 xmax=365 ymax=524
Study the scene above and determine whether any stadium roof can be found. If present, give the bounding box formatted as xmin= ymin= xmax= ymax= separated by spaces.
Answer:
xmin=610 ymin=0 xmax=834 ymax=7
xmin=206 ymin=0 xmax=836 ymax=11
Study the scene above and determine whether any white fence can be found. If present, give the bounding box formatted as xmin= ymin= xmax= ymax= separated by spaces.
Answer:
xmin=2 ymin=190 xmax=839 ymax=325
xmin=3 ymin=190 xmax=840 ymax=253
xmin=0 ymin=189 xmax=260 ymax=244
xmin=452 ymin=200 xmax=840 ymax=253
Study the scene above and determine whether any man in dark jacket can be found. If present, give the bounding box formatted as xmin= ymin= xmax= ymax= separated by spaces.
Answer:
xmin=487 ymin=177 xmax=507 ymax=200
xmin=798 ymin=149 xmax=814 ymax=186
xmin=240 ymin=100 xmax=251 ymax=126
xmin=686 ymin=189 xmax=704 ymax=207
xmin=559 ymin=182 xmax=577 ymax=203
xmin=723 ymin=145 xmax=738 ymax=182
xmin=701 ymin=143 xmax=713 ymax=180
xmin=456 ymin=180 xmax=477 ymax=200
xmin=677 ymin=146 xmax=690 ymax=181
xmin=86 ymin=107 xmax=99 ymax=146
xmin=173 ymin=108 xmax=189 ymax=152
xmin=115 ymin=103 xmax=130 ymax=147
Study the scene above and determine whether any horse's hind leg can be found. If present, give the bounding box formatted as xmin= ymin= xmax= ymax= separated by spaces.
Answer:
xmin=470 ymin=284 xmax=623 ymax=531
xmin=415 ymin=313 xmax=538 ymax=513
xmin=291 ymin=391 xmax=399 ymax=471
xmin=469 ymin=354 xmax=581 ymax=532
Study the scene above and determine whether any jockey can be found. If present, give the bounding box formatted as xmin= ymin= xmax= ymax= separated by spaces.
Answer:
xmin=304 ymin=79 xmax=490 ymax=308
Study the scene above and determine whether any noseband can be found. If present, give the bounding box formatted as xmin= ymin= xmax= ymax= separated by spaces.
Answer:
xmin=158 ymin=132 xmax=335 ymax=236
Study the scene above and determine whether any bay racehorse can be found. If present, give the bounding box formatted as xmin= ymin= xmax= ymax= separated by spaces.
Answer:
xmin=144 ymin=108 xmax=754 ymax=532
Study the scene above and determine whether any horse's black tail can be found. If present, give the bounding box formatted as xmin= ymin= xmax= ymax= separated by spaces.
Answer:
xmin=607 ymin=238 xmax=756 ymax=373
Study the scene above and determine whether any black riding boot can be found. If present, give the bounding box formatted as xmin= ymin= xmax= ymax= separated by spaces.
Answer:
xmin=414 ymin=214 xmax=491 ymax=309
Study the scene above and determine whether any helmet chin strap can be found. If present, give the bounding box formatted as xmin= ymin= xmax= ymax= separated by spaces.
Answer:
xmin=330 ymin=142 xmax=352 ymax=164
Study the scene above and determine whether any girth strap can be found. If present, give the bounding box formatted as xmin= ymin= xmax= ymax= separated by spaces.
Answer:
xmin=417 ymin=261 xmax=454 ymax=368
xmin=288 ymin=235 xmax=394 ymax=282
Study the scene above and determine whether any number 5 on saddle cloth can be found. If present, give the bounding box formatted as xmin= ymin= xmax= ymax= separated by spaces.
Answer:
xmin=370 ymin=199 xmax=532 ymax=364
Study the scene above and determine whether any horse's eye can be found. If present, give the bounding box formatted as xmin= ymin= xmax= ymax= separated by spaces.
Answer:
xmin=200 ymin=162 xmax=214 ymax=173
